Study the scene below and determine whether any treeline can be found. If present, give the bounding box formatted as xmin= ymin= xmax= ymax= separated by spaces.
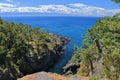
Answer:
xmin=70 ymin=14 xmax=120 ymax=80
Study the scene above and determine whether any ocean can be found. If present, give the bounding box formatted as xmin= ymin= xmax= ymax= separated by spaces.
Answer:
xmin=2 ymin=16 xmax=99 ymax=73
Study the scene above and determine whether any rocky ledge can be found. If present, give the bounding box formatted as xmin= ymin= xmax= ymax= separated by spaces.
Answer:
xmin=18 ymin=72 xmax=89 ymax=80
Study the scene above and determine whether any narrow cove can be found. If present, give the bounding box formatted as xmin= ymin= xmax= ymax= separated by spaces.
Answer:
xmin=2 ymin=16 xmax=99 ymax=74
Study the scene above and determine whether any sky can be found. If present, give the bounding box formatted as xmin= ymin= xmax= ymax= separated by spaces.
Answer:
xmin=0 ymin=0 xmax=120 ymax=16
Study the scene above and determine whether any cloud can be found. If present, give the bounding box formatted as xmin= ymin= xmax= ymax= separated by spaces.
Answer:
xmin=69 ymin=3 xmax=88 ymax=7
xmin=0 ymin=3 xmax=120 ymax=16
xmin=0 ymin=3 xmax=14 ymax=7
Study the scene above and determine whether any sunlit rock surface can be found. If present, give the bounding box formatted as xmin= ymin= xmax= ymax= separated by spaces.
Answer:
xmin=18 ymin=72 xmax=89 ymax=80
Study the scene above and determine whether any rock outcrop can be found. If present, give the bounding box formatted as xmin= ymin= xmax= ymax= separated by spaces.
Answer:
xmin=63 ymin=63 xmax=80 ymax=75
xmin=18 ymin=72 xmax=89 ymax=80
xmin=0 ymin=35 xmax=70 ymax=80
xmin=18 ymin=72 xmax=55 ymax=80
xmin=18 ymin=35 xmax=70 ymax=79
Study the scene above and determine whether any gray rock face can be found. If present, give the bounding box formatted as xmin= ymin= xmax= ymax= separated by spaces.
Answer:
xmin=63 ymin=63 xmax=80 ymax=75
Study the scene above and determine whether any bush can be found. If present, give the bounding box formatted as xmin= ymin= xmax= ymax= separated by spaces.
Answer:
xmin=103 ymin=49 xmax=120 ymax=80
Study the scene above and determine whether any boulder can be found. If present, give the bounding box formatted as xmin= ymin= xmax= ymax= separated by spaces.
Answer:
xmin=18 ymin=72 xmax=89 ymax=80
xmin=63 ymin=63 xmax=80 ymax=74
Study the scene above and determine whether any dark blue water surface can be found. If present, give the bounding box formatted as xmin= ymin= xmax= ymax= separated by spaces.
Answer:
xmin=2 ymin=16 xmax=99 ymax=73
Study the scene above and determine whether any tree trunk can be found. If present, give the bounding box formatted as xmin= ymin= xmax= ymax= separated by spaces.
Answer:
xmin=88 ymin=56 xmax=94 ymax=76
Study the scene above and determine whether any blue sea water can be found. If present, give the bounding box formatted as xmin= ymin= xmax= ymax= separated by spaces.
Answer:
xmin=2 ymin=16 xmax=99 ymax=73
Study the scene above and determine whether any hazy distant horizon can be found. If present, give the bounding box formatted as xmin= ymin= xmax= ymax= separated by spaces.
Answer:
xmin=0 ymin=13 xmax=111 ymax=17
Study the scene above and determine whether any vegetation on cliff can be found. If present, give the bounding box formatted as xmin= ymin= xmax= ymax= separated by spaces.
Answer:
xmin=69 ymin=14 xmax=120 ymax=80
xmin=0 ymin=18 xmax=69 ymax=80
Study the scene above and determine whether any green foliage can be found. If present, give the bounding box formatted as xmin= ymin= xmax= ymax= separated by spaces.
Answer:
xmin=103 ymin=49 xmax=120 ymax=80
xmin=112 ymin=0 xmax=120 ymax=3
xmin=76 ymin=45 xmax=98 ymax=76
xmin=70 ymin=46 xmax=83 ymax=63
xmin=90 ymin=76 xmax=99 ymax=80
xmin=71 ymin=14 xmax=120 ymax=79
